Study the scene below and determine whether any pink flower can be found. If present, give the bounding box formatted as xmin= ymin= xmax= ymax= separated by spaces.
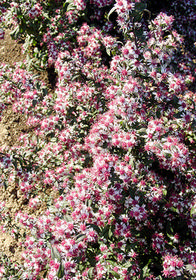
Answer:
xmin=163 ymin=254 xmax=184 ymax=278
xmin=28 ymin=3 xmax=42 ymax=19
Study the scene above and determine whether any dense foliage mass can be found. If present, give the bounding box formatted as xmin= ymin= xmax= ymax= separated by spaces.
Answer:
xmin=0 ymin=0 xmax=195 ymax=279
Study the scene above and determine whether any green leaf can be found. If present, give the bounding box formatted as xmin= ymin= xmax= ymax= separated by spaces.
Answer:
xmin=142 ymin=263 xmax=151 ymax=277
xmin=12 ymin=158 xmax=18 ymax=169
xmin=87 ymin=224 xmax=101 ymax=234
xmin=101 ymin=225 xmax=109 ymax=239
xmin=156 ymin=110 xmax=161 ymax=118
xmin=10 ymin=26 xmax=20 ymax=40
xmin=162 ymin=189 xmax=167 ymax=196
xmin=134 ymin=28 xmax=145 ymax=40
xmin=106 ymin=48 xmax=111 ymax=56
xmin=123 ymin=260 xmax=134 ymax=268
xmin=57 ymin=262 xmax=65 ymax=278
xmin=137 ymin=128 xmax=146 ymax=135
xmin=64 ymin=215 xmax=73 ymax=222
xmin=88 ymin=267 xmax=94 ymax=279
xmin=170 ymin=207 xmax=179 ymax=214
xmin=51 ymin=246 xmax=61 ymax=262
xmin=110 ymin=271 xmax=120 ymax=279
xmin=185 ymin=264 xmax=196 ymax=273
xmin=129 ymin=157 xmax=135 ymax=169
xmin=63 ymin=2 xmax=68 ymax=8
xmin=135 ymin=2 xmax=147 ymax=12
xmin=108 ymin=227 xmax=113 ymax=239
xmin=76 ymin=234 xmax=86 ymax=242
xmin=190 ymin=206 xmax=196 ymax=217
xmin=132 ymin=2 xmax=147 ymax=22
xmin=86 ymin=199 xmax=92 ymax=207
xmin=165 ymin=153 xmax=172 ymax=159
xmin=87 ymin=249 xmax=96 ymax=266
xmin=32 ymin=99 xmax=37 ymax=107
xmin=107 ymin=260 xmax=117 ymax=266
xmin=172 ymin=95 xmax=179 ymax=105
xmin=3 ymin=181 xmax=8 ymax=190
xmin=108 ymin=6 xmax=116 ymax=20
xmin=67 ymin=3 xmax=76 ymax=11
xmin=191 ymin=118 xmax=196 ymax=129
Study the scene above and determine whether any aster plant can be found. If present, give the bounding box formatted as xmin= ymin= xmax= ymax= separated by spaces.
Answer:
xmin=0 ymin=0 xmax=195 ymax=279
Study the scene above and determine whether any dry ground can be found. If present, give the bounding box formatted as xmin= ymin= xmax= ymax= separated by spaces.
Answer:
xmin=0 ymin=30 xmax=57 ymax=265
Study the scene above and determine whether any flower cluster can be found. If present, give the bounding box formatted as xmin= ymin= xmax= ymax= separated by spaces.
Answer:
xmin=0 ymin=2 xmax=8 ymax=40
xmin=0 ymin=0 xmax=195 ymax=279
xmin=0 ymin=0 xmax=119 ymax=68
xmin=162 ymin=254 xmax=184 ymax=278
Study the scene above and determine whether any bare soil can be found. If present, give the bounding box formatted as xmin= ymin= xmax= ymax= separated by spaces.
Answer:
xmin=0 ymin=29 xmax=57 ymax=266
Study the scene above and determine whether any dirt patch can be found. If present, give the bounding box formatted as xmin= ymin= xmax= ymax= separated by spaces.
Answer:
xmin=0 ymin=181 xmax=57 ymax=264
xmin=0 ymin=29 xmax=58 ymax=267
xmin=0 ymin=123 xmax=8 ymax=145
xmin=0 ymin=106 xmax=28 ymax=147
xmin=0 ymin=29 xmax=26 ymax=65
xmin=0 ymin=232 xmax=24 ymax=263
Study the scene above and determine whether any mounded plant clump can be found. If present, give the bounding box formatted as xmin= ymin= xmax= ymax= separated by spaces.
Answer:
xmin=0 ymin=0 xmax=196 ymax=279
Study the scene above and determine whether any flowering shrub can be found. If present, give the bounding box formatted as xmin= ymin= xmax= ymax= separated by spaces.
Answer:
xmin=0 ymin=0 xmax=151 ymax=69
xmin=146 ymin=0 xmax=196 ymax=53
xmin=0 ymin=0 xmax=118 ymax=68
xmin=0 ymin=0 xmax=196 ymax=279
xmin=0 ymin=1 xmax=8 ymax=40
